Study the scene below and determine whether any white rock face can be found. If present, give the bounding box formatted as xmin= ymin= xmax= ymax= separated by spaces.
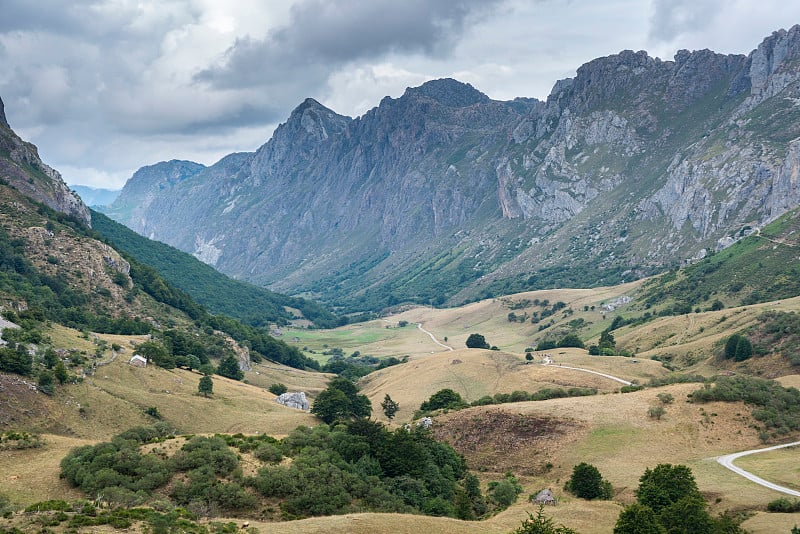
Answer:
xmin=276 ymin=392 xmax=309 ymax=411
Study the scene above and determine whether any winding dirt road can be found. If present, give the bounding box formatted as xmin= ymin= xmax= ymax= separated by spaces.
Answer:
xmin=416 ymin=323 xmax=453 ymax=351
xmin=543 ymin=362 xmax=633 ymax=385
xmin=717 ymin=441 xmax=800 ymax=496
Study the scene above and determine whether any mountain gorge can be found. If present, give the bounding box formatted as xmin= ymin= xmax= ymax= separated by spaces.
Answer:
xmin=103 ymin=26 xmax=800 ymax=312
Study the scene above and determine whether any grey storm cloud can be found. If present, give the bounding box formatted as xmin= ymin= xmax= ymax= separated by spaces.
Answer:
xmin=195 ymin=0 xmax=503 ymax=89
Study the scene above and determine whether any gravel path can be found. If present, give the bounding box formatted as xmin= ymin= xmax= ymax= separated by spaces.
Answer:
xmin=717 ymin=441 xmax=800 ymax=496
xmin=416 ymin=323 xmax=453 ymax=351
xmin=544 ymin=362 xmax=632 ymax=385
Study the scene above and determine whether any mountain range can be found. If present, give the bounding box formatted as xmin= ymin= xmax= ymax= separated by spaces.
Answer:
xmin=101 ymin=25 xmax=800 ymax=313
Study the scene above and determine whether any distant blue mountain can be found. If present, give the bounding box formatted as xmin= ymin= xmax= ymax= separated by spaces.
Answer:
xmin=71 ymin=185 xmax=121 ymax=207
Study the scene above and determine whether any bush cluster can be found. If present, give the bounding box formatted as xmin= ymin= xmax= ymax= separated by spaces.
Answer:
xmin=690 ymin=376 xmax=800 ymax=435
xmin=417 ymin=387 xmax=597 ymax=417
xmin=59 ymin=421 xmax=491 ymax=521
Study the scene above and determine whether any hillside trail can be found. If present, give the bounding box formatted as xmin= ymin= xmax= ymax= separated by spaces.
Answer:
xmin=542 ymin=360 xmax=632 ymax=385
xmin=716 ymin=441 xmax=800 ymax=496
xmin=380 ymin=319 xmax=453 ymax=351
xmin=416 ymin=322 xmax=453 ymax=351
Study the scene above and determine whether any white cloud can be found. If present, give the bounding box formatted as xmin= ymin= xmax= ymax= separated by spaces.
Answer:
xmin=1 ymin=0 xmax=800 ymax=189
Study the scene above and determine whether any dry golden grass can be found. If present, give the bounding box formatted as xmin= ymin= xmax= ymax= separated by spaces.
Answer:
xmin=81 ymin=357 xmax=317 ymax=437
xmin=432 ymin=382 xmax=789 ymax=515
xmin=243 ymin=360 xmax=332 ymax=399
xmin=358 ymin=347 xmax=669 ymax=423
xmin=0 ymin=434 xmax=92 ymax=506
xmin=742 ymin=511 xmax=800 ymax=534
xmin=4 ymin=289 xmax=800 ymax=532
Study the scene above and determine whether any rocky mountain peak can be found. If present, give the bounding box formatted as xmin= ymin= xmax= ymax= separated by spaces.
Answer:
xmin=0 ymin=96 xmax=7 ymax=128
xmin=0 ymin=97 xmax=90 ymax=225
xmin=749 ymin=24 xmax=800 ymax=95
xmin=276 ymin=97 xmax=351 ymax=145
xmin=402 ymin=78 xmax=489 ymax=107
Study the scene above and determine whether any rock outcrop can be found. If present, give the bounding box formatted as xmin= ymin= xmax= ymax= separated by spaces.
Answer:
xmin=275 ymin=392 xmax=309 ymax=411
xmin=103 ymin=25 xmax=800 ymax=308
xmin=0 ymin=98 xmax=90 ymax=225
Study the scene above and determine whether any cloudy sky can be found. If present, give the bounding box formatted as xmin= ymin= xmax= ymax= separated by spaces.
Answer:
xmin=1 ymin=0 xmax=798 ymax=189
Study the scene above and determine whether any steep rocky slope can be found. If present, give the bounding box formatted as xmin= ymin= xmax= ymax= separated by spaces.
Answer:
xmin=0 ymin=97 xmax=89 ymax=225
xmin=104 ymin=26 xmax=800 ymax=312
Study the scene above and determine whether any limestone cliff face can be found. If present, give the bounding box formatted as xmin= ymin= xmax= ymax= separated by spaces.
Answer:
xmin=105 ymin=26 xmax=800 ymax=309
xmin=0 ymin=97 xmax=90 ymax=225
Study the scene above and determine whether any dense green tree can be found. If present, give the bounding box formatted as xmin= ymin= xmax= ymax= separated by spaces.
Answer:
xmin=724 ymin=333 xmax=753 ymax=361
xmin=136 ymin=340 xmax=175 ymax=369
xmin=565 ymin=462 xmax=611 ymax=500
xmin=43 ymin=347 xmax=59 ymax=368
xmin=311 ymin=378 xmax=372 ymax=424
xmin=216 ymin=354 xmax=244 ymax=380
xmin=54 ymin=361 xmax=69 ymax=384
xmin=557 ymin=334 xmax=585 ymax=349
xmin=658 ymin=495 xmax=715 ymax=534
xmin=419 ymin=388 xmax=467 ymax=412
xmin=465 ymin=333 xmax=489 ymax=349
xmin=635 ymin=464 xmax=701 ymax=514
xmin=38 ymin=370 xmax=54 ymax=395
xmin=614 ymin=503 xmax=665 ymax=534
xmin=198 ymin=375 xmax=213 ymax=397
xmin=312 ymin=388 xmax=350 ymax=423
xmin=381 ymin=394 xmax=400 ymax=420
xmin=733 ymin=336 xmax=753 ymax=361
xmin=598 ymin=329 xmax=615 ymax=353
xmin=0 ymin=346 xmax=32 ymax=375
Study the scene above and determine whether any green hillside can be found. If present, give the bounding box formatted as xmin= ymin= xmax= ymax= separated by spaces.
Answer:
xmin=91 ymin=210 xmax=342 ymax=328
xmin=638 ymin=208 xmax=800 ymax=314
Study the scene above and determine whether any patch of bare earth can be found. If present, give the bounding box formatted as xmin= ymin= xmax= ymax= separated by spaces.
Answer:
xmin=0 ymin=374 xmax=50 ymax=428
xmin=433 ymin=409 xmax=584 ymax=475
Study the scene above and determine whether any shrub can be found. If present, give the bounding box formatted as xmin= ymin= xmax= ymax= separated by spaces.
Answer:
xmin=268 ymin=383 xmax=288 ymax=396
xmin=465 ymin=333 xmax=489 ymax=349
xmin=767 ymin=498 xmax=800 ymax=513
xmin=513 ymin=505 xmax=579 ymax=534
xmin=488 ymin=473 xmax=523 ymax=509
xmin=656 ymin=393 xmax=674 ymax=404
xmin=565 ymin=463 xmax=612 ymax=500
xmin=648 ymin=405 xmax=666 ymax=420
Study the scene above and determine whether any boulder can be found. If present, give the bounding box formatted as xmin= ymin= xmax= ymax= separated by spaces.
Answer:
xmin=276 ymin=391 xmax=309 ymax=411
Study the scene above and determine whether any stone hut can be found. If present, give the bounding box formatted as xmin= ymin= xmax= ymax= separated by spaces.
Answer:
xmin=532 ymin=488 xmax=557 ymax=506
xmin=129 ymin=354 xmax=147 ymax=368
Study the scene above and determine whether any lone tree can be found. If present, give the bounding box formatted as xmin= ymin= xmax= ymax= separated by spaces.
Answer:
xmin=381 ymin=393 xmax=400 ymax=420
xmin=466 ymin=333 xmax=490 ymax=349
xmin=565 ymin=462 xmax=612 ymax=500
xmin=198 ymin=375 xmax=213 ymax=397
